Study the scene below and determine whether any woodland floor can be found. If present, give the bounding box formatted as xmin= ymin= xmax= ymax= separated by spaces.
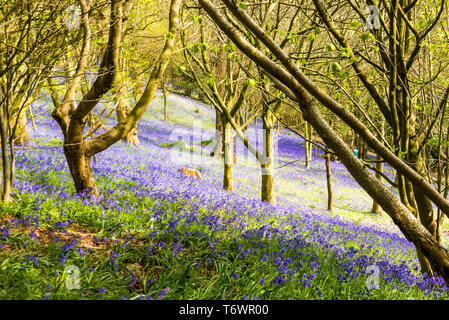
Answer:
xmin=0 ymin=91 xmax=448 ymax=300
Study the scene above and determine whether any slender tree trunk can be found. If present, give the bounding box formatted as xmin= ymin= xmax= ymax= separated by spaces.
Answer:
xmin=350 ymin=129 xmax=355 ymax=149
xmin=325 ymin=148 xmax=333 ymax=211
xmin=357 ymin=136 xmax=367 ymax=160
xmin=308 ymin=125 xmax=313 ymax=165
xmin=305 ymin=121 xmax=310 ymax=169
xmin=8 ymin=139 xmax=15 ymax=199
xmin=162 ymin=80 xmax=168 ymax=121
xmin=0 ymin=107 xmax=11 ymax=202
xmin=261 ymin=122 xmax=275 ymax=204
xmin=223 ymin=119 xmax=234 ymax=191
xmin=436 ymin=125 xmax=449 ymax=244
xmin=372 ymin=120 xmax=385 ymax=213
xmin=212 ymin=109 xmax=223 ymax=158
xmin=305 ymin=121 xmax=313 ymax=169
xmin=371 ymin=155 xmax=384 ymax=214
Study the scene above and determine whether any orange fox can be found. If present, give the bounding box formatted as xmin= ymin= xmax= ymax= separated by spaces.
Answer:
xmin=178 ymin=168 xmax=202 ymax=180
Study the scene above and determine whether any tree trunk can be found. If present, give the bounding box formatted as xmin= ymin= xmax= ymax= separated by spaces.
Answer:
xmin=115 ymin=85 xmax=139 ymax=145
xmin=372 ymin=120 xmax=385 ymax=214
xmin=162 ymin=80 xmax=168 ymax=121
xmin=12 ymin=107 xmax=29 ymax=146
xmin=325 ymin=148 xmax=333 ymax=211
xmin=356 ymin=136 xmax=367 ymax=160
xmin=0 ymin=108 xmax=12 ymax=202
xmin=371 ymin=154 xmax=384 ymax=214
xmin=223 ymin=119 xmax=234 ymax=192
xmin=305 ymin=121 xmax=313 ymax=169
xmin=64 ymin=145 xmax=99 ymax=197
xmin=212 ymin=109 xmax=223 ymax=158
xmin=410 ymin=151 xmax=438 ymax=277
xmin=261 ymin=124 xmax=275 ymax=204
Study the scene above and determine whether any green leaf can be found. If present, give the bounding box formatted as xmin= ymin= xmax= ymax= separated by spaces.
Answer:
xmin=330 ymin=62 xmax=342 ymax=74
xmin=349 ymin=21 xmax=360 ymax=28
xmin=428 ymin=137 xmax=439 ymax=147
xmin=239 ymin=1 xmax=247 ymax=10
xmin=247 ymin=78 xmax=257 ymax=87
xmin=340 ymin=47 xmax=351 ymax=58
xmin=339 ymin=71 xmax=349 ymax=79
xmin=176 ymin=66 xmax=186 ymax=76
xmin=334 ymin=92 xmax=342 ymax=100
xmin=325 ymin=43 xmax=336 ymax=52
xmin=307 ymin=32 xmax=316 ymax=42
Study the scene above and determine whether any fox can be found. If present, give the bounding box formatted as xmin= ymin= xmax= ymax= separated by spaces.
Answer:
xmin=178 ymin=168 xmax=202 ymax=180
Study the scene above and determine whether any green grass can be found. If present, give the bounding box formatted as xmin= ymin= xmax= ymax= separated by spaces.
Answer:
xmin=0 ymin=168 xmax=447 ymax=300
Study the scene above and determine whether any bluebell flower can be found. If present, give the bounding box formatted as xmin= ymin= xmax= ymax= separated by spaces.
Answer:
xmin=158 ymin=287 xmax=171 ymax=300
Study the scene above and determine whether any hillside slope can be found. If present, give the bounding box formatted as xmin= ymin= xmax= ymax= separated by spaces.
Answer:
xmin=0 ymin=92 xmax=448 ymax=299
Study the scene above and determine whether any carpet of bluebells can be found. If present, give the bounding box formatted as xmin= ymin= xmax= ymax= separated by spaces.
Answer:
xmin=0 ymin=90 xmax=448 ymax=300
